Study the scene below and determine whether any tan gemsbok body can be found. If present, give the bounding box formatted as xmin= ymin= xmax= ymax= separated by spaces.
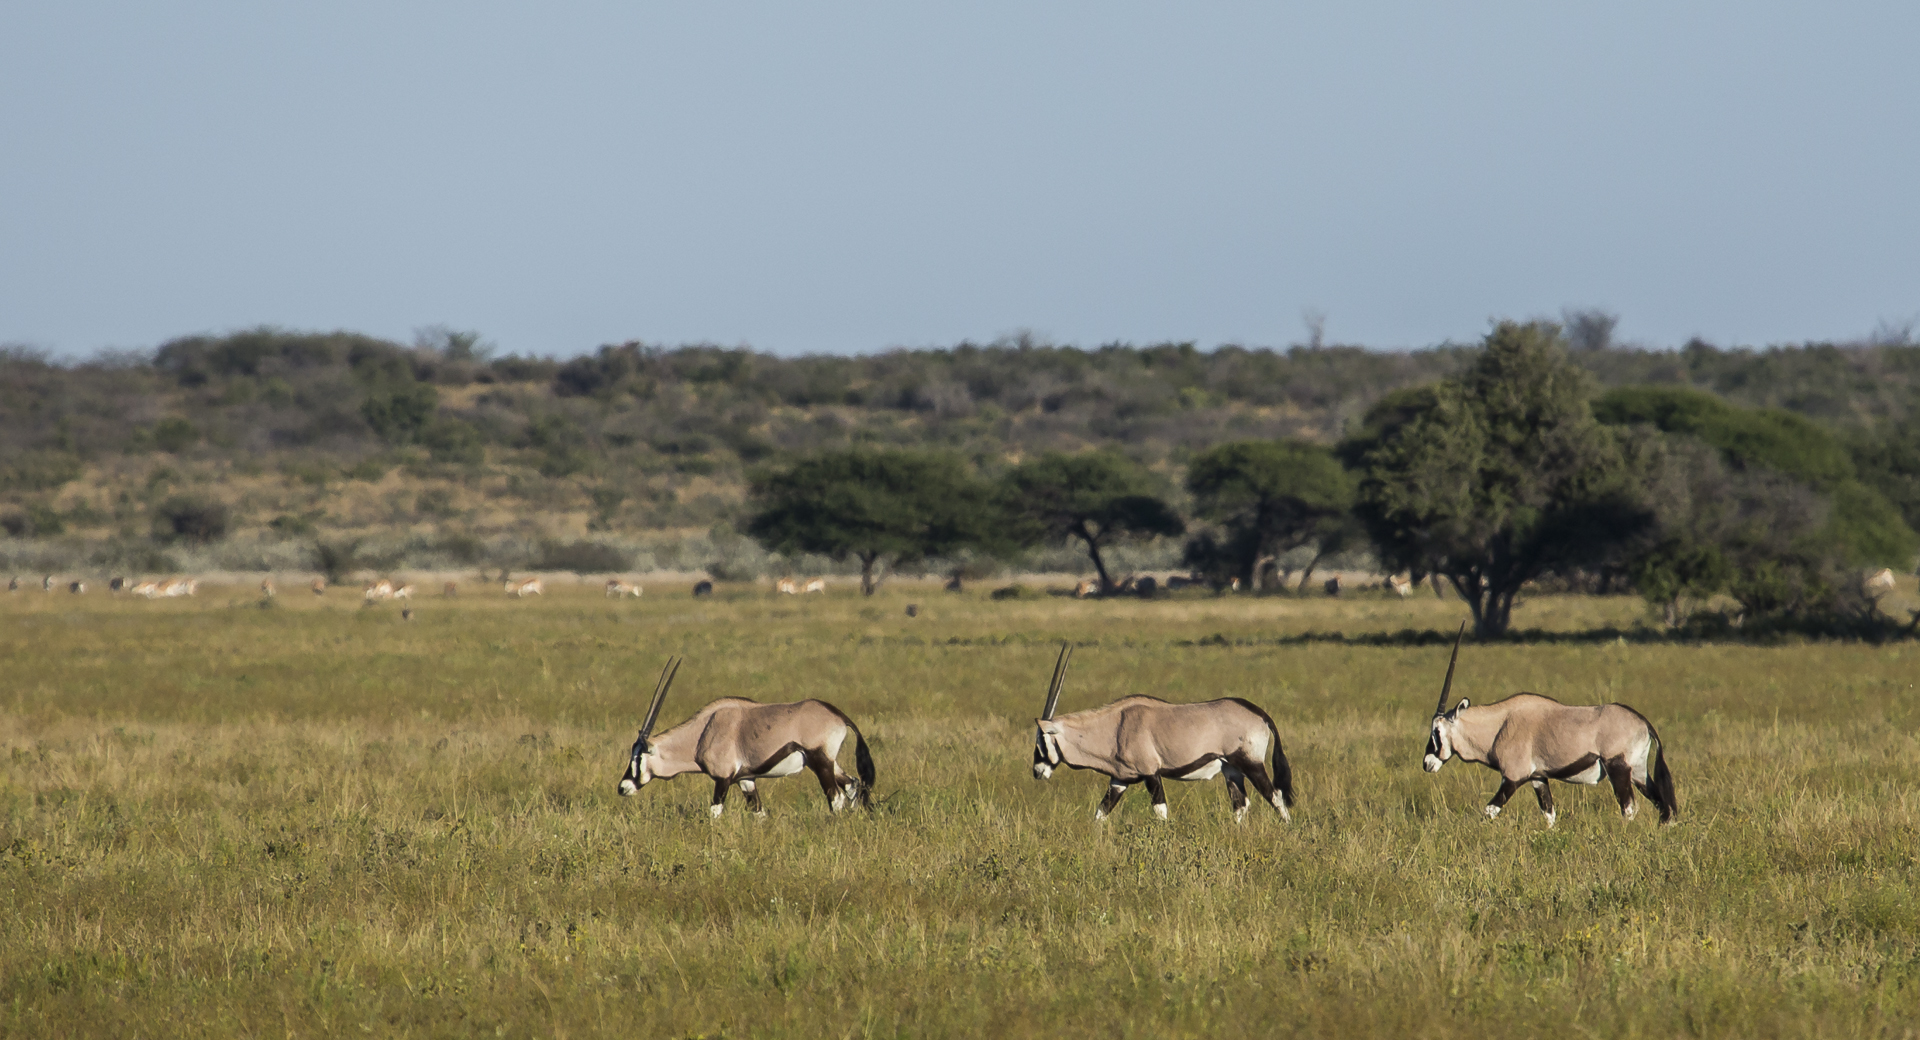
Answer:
xmin=1031 ymin=645 xmax=1295 ymax=822
xmin=617 ymin=659 xmax=875 ymax=817
xmin=1423 ymin=624 xmax=1678 ymax=826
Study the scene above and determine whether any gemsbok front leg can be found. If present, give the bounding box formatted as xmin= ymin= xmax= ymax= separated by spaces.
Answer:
xmin=710 ymin=777 xmax=734 ymax=818
xmin=1485 ymin=776 xmax=1523 ymax=819
xmin=1094 ymin=783 xmax=1129 ymax=820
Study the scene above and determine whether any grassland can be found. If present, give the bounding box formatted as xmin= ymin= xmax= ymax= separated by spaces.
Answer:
xmin=2 ymin=582 xmax=1917 ymax=1038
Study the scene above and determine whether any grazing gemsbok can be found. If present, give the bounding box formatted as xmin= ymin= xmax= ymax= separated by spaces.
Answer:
xmin=605 ymin=579 xmax=642 ymax=598
xmin=1423 ymin=623 xmax=1678 ymax=826
xmin=1031 ymin=645 xmax=1295 ymax=823
xmin=775 ymin=578 xmax=799 ymax=595
xmin=505 ymin=577 xmax=544 ymax=598
xmin=617 ymin=659 xmax=876 ymax=817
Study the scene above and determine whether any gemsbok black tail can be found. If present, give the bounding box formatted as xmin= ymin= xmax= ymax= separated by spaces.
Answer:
xmin=1269 ymin=719 xmax=1296 ymax=810
xmin=852 ymin=723 xmax=876 ymax=809
xmin=1647 ymin=733 xmax=1678 ymax=825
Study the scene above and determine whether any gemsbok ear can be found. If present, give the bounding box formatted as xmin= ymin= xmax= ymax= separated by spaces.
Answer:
xmin=1453 ymin=698 xmax=1470 ymax=713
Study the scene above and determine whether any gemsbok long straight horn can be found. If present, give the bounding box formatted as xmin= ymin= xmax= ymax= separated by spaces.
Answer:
xmin=1031 ymin=642 xmax=1295 ymax=823
xmin=617 ymin=659 xmax=875 ymax=818
xmin=1423 ymin=624 xmax=1678 ymax=826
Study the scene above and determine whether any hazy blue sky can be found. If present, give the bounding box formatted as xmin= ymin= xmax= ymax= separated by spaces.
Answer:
xmin=4 ymin=3 xmax=1916 ymax=358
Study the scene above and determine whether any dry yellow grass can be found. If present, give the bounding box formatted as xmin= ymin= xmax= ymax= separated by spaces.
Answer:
xmin=1 ymin=584 xmax=1916 ymax=1037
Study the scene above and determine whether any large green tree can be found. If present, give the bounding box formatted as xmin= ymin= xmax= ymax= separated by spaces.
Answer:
xmin=1001 ymin=451 xmax=1183 ymax=592
xmin=746 ymin=449 xmax=1002 ymax=595
xmin=1184 ymin=440 xmax=1354 ymax=591
xmin=1343 ymin=321 xmax=1646 ymax=636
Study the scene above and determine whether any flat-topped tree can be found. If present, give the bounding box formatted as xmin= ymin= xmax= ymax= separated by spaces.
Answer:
xmin=746 ymin=449 xmax=1001 ymax=595
xmin=1185 ymin=440 xmax=1354 ymax=592
xmin=1001 ymin=451 xmax=1184 ymax=593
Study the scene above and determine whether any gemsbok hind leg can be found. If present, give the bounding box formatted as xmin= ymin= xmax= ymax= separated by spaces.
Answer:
xmin=1532 ymin=780 xmax=1557 ymax=828
xmin=1094 ymin=782 xmax=1129 ymax=820
xmin=807 ymin=752 xmax=855 ymax=812
xmin=1223 ymin=769 xmax=1251 ymax=824
xmin=1605 ymin=759 xmax=1637 ymax=820
xmin=1238 ymin=754 xmax=1290 ymax=822
xmin=1144 ymin=775 xmax=1170 ymax=821
xmin=740 ymin=780 xmax=768 ymax=819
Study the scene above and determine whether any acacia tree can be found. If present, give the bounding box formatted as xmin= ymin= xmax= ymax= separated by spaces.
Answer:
xmin=1184 ymin=440 xmax=1354 ymax=591
xmin=745 ymin=449 xmax=1001 ymax=595
xmin=1002 ymin=451 xmax=1183 ymax=592
xmin=1343 ymin=321 xmax=1647 ymax=637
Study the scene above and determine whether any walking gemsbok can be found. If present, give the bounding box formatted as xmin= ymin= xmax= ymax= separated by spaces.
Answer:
xmin=617 ymin=658 xmax=875 ymax=817
xmin=1423 ymin=623 xmax=1678 ymax=826
xmin=1030 ymin=644 xmax=1295 ymax=822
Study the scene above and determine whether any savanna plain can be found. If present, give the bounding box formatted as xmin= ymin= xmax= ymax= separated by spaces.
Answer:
xmin=2 ymin=582 xmax=1917 ymax=1038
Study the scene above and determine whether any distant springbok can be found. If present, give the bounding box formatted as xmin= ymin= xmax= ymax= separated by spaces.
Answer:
xmin=157 ymin=578 xmax=196 ymax=598
xmin=775 ymin=578 xmax=799 ymax=595
xmin=505 ymin=577 xmax=544 ymax=598
xmin=617 ymin=659 xmax=876 ymax=817
xmin=1424 ymin=623 xmax=1678 ymax=826
xmin=1388 ymin=574 xmax=1413 ymax=598
xmin=802 ymin=579 xmax=826 ymax=594
xmin=442 ymin=581 xmax=458 ymax=597
xmin=606 ymin=579 xmax=643 ymax=598
xmin=129 ymin=580 xmax=160 ymax=598
xmin=1073 ymin=579 xmax=1098 ymax=598
xmin=311 ymin=578 xmax=326 ymax=596
xmin=391 ymin=583 xmax=415 ymax=600
xmin=260 ymin=579 xmax=275 ymax=598
xmin=364 ymin=579 xmax=396 ymax=602
xmin=1866 ymin=568 xmax=1897 ymax=591
xmin=1031 ymin=645 xmax=1295 ymax=823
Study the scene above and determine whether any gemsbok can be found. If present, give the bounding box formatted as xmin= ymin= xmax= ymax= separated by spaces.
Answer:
xmin=605 ymin=579 xmax=642 ymax=598
xmin=802 ymin=579 xmax=826 ymax=594
xmin=1031 ymin=645 xmax=1295 ymax=823
xmin=617 ymin=658 xmax=876 ymax=817
xmin=1423 ymin=623 xmax=1678 ymax=826
xmin=775 ymin=578 xmax=799 ymax=595
xmin=505 ymin=578 xmax=544 ymax=598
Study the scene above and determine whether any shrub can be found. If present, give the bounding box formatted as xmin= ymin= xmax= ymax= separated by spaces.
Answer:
xmin=0 ymin=504 xmax=65 ymax=538
xmin=151 ymin=496 xmax=230 ymax=545
xmin=535 ymin=540 xmax=633 ymax=574
xmin=0 ymin=451 xmax=83 ymax=492
xmin=152 ymin=417 xmax=199 ymax=453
